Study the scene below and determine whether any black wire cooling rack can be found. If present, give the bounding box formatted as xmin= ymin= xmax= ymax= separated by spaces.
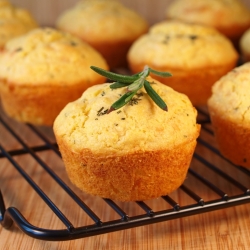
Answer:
xmin=0 ymin=106 xmax=250 ymax=241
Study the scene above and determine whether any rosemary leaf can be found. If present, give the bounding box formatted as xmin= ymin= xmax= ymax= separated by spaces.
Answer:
xmin=110 ymin=82 xmax=130 ymax=89
xmin=149 ymin=68 xmax=172 ymax=77
xmin=144 ymin=80 xmax=168 ymax=111
xmin=108 ymin=91 xmax=137 ymax=113
xmin=127 ymin=66 xmax=150 ymax=92
xmin=132 ymin=72 xmax=141 ymax=78
xmin=91 ymin=66 xmax=138 ymax=83
xmin=127 ymin=78 xmax=144 ymax=92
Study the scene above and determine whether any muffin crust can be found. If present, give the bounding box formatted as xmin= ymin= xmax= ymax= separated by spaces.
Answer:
xmin=54 ymin=77 xmax=200 ymax=201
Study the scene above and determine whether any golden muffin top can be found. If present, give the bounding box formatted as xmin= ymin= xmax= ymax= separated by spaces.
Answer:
xmin=53 ymin=77 xmax=200 ymax=155
xmin=166 ymin=0 xmax=250 ymax=31
xmin=128 ymin=21 xmax=238 ymax=70
xmin=0 ymin=27 xmax=108 ymax=84
xmin=208 ymin=62 xmax=250 ymax=123
xmin=0 ymin=0 xmax=38 ymax=48
xmin=56 ymin=0 xmax=149 ymax=43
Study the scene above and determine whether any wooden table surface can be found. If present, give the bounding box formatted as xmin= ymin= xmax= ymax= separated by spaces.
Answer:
xmin=0 ymin=106 xmax=250 ymax=250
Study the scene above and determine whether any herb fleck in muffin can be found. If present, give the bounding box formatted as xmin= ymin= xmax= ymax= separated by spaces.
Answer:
xmin=128 ymin=20 xmax=238 ymax=106
xmin=53 ymin=69 xmax=200 ymax=201
xmin=208 ymin=62 xmax=250 ymax=168
xmin=56 ymin=0 xmax=149 ymax=69
xmin=0 ymin=27 xmax=108 ymax=126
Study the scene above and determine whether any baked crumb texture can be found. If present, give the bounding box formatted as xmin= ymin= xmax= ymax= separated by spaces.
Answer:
xmin=128 ymin=20 xmax=238 ymax=106
xmin=166 ymin=0 xmax=250 ymax=44
xmin=56 ymin=0 xmax=149 ymax=68
xmin=208 ymin=62 xmax=250 ymax=168
xmin=0 ymin=27 xmax=108 ymax=126
xmin=54 ymin=78 xmax=200 ymax=201
xmin=0 ymin=0 xmax=38 ymax=48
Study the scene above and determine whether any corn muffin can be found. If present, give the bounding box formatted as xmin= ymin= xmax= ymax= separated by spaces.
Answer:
xmin=0 ymin=27 xmax=108 ymax=126
xmin=127 ymin=20 xmax=239 ymax=106
xmin=165 ymin=0 xmax=250 ymax=46
xmin=56 ymin=0 xmax=149 ymax=69
xmin=239 ymin=28 xmax=250 ymax=62
xmin=53 ymin=77 xmax=200 ymax=201
xmin=0 ymin=0 xmax=38 ymax=49
xmin=208 ymin=62 xmax=250 ymax=168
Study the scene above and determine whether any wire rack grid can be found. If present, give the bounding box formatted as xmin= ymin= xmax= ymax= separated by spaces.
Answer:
xmin=0 ymin=107 xmax=249 ymax=241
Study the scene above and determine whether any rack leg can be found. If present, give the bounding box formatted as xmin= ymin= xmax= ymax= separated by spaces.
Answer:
xmin=0 ymin=190 xmax=13 ymax=229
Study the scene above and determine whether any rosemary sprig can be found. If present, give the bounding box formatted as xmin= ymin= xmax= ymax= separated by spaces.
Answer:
xmin=109 ymin=82 xmax=129 ymax=89
xmin=90 ymin=66 xmax=139 ymax=83
xmin=144 ymin=80 xmax=168 ymax=111
xmin=90 ymin=65 xmax=172 ymax=113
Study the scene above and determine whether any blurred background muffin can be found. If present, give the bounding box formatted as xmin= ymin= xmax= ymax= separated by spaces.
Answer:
xmin=239 ymin=27 xmax=250 ymax=62
xmin=0 ymin=27 xmax=108 ymax=126
xmin=0 ymin=0 xmax=38 ymax=49
xmin=165 ymin=0 xmax=250 ymax=48
xmin=56 ymin=0 xmax=149 ymax=69
xmin=127 ymin=20 xmax=238 ymax=106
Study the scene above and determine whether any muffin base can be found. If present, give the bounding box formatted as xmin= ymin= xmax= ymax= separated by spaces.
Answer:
xmin=55 ymin=135 xmax=198 ymax=202
xmin=0 ymin=78 xmax=104 ymax=126
xmin=240 ymin=52 xmax=250 ymax=63
xmin=89 ymin=40 xmax=134 ymax=69
xmin=217 ymin=23 xmax=250 ymax=49
xmin=209 ymin=107 xmax=250 ymax=168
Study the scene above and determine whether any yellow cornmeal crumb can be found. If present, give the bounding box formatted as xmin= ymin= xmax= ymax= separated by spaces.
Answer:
xmin=54 ymin=77 xmax=199 ymax=154
xmin=208 ymin=63 xmax=250 ymax=123
xmin=208 ymin=62 xmax=250 ymax=168
xmin=166 ymin=0 xmax=250 ymax=29
xmin=56 ymin=0 xmax=148 ymax=43
xmin=128 ymin=21 xmax=238 ymax=70
xmin=0 ymin=0 xmax=38 ymax=48
xmin=0 ymin=27 xmax=108 ymax=84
